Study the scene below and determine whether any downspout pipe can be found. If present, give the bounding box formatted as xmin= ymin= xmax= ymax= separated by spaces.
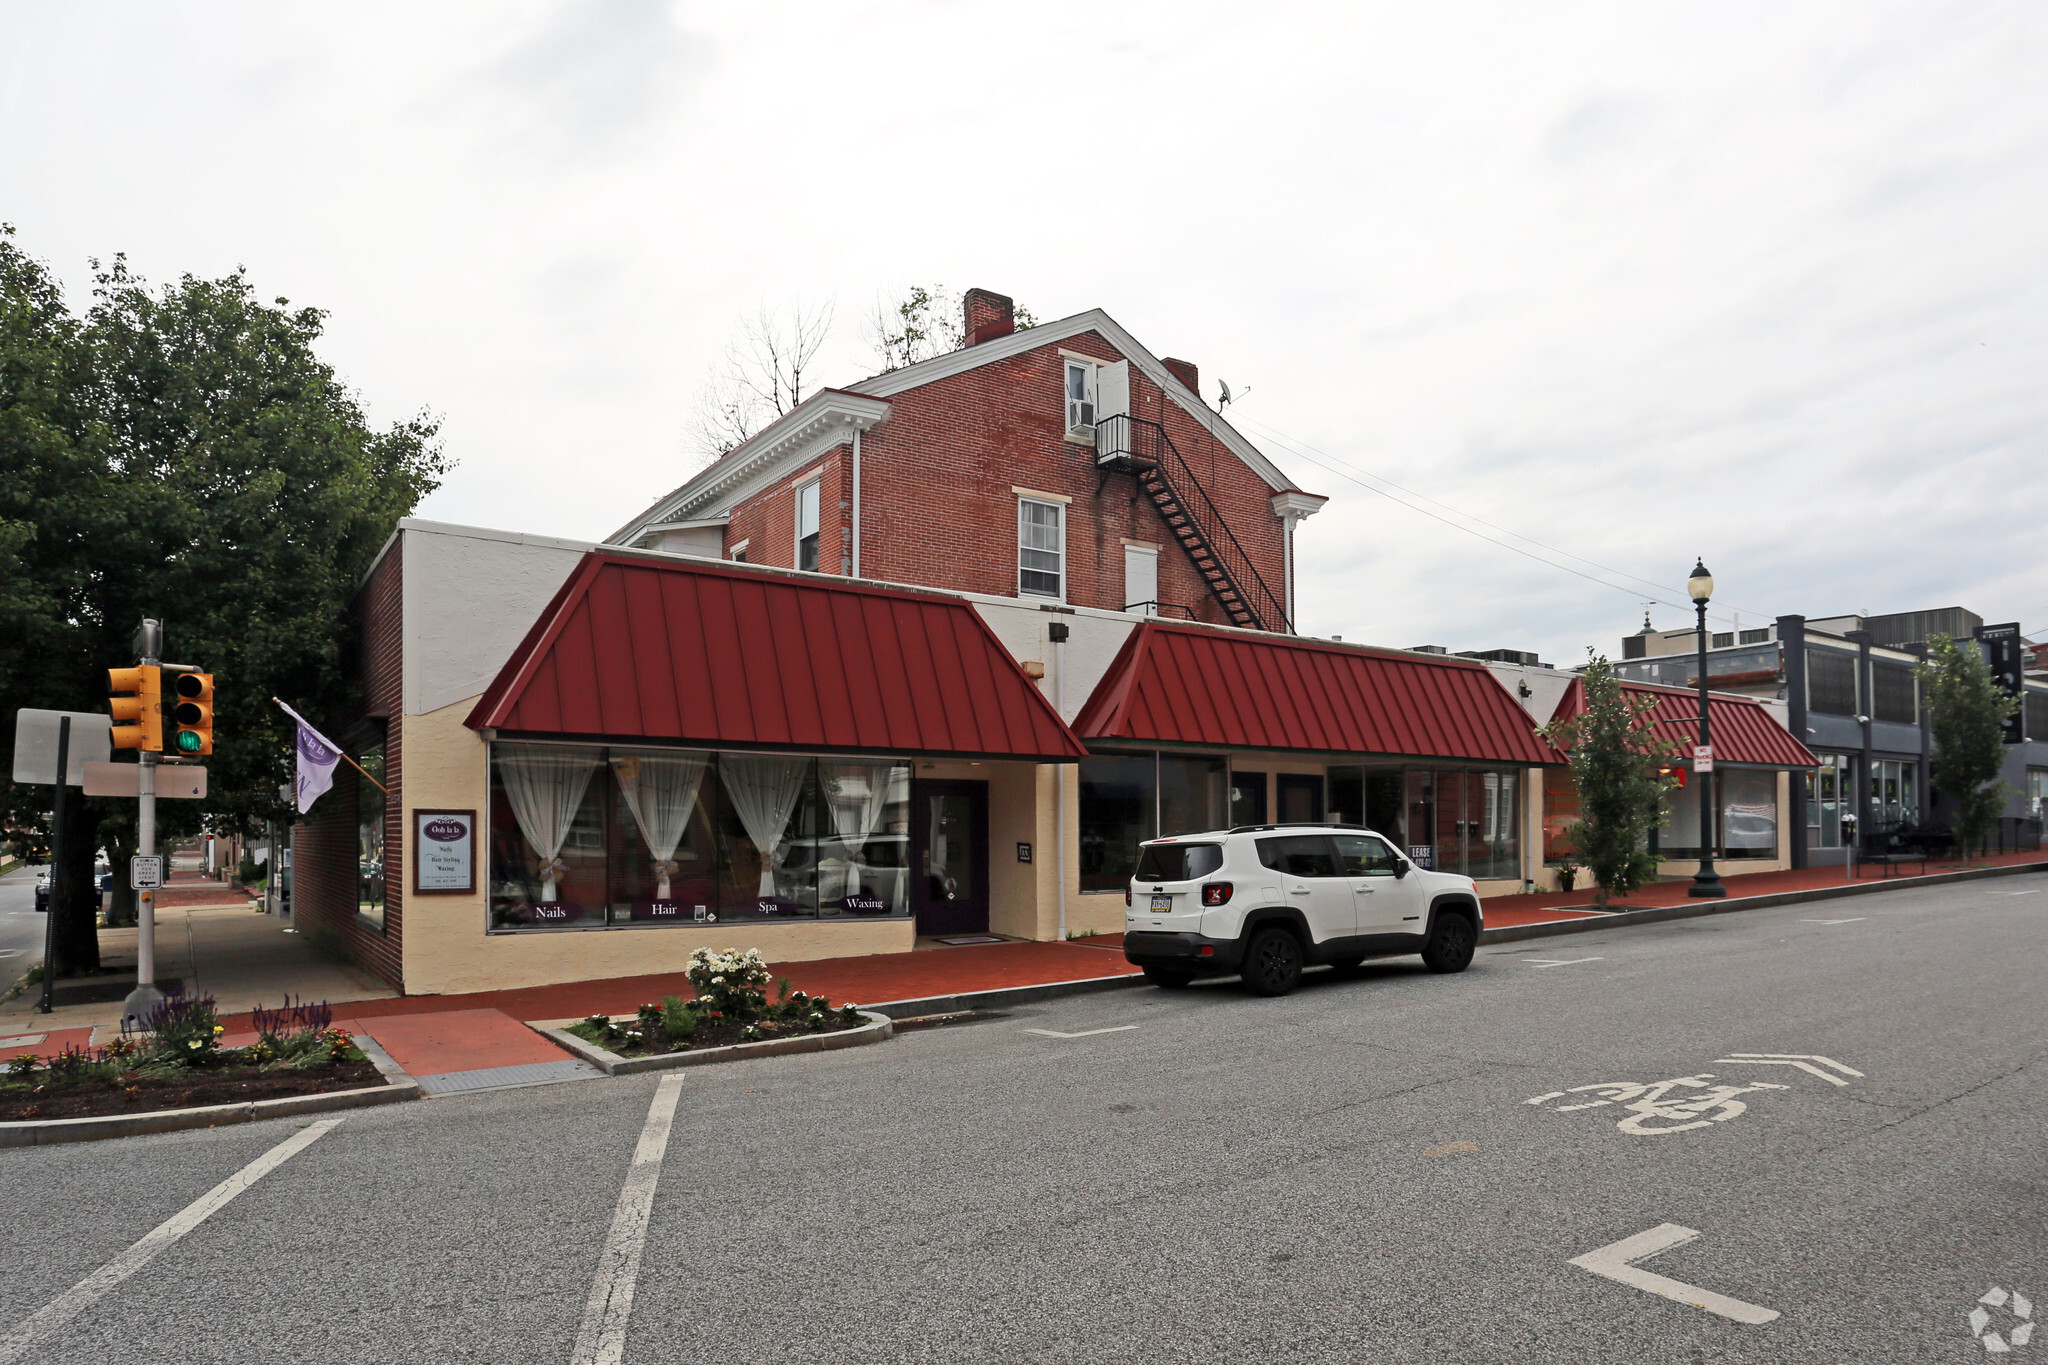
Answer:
xmin=851 ymin=429 xmax=862 ymax=578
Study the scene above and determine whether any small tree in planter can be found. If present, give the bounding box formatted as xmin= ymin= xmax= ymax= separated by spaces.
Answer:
xmin=1540 ymin=654 xmax=1678 ymax=907
xmin=1919 ymin=633 xmax=2019 ymax=863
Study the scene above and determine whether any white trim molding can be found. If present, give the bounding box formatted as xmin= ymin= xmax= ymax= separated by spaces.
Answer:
xmin=1269 ymin=490 xmax=1326 ymax=630
xmin=606 ymin=390 xmax=890 ymax=544
xmin=1011 ymin=485 xmax=1073 ymax=504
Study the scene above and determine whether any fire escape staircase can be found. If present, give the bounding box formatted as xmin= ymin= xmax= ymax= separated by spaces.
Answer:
xmin=1093 ymin=414 xmax=1291 ymax=633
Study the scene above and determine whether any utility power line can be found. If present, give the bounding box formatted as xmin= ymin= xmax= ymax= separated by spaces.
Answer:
xmin=1235 ymin=414 xmax=1768 ymax=630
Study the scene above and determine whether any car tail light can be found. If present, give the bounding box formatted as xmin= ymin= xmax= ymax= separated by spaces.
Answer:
xmin=1201 ymin=882 xmax=1233 ymax=907
xmin=1125 ymin=884 xmax=1132 ymax=907
xmin=1199 ymin=945 xmax=1215 ymax=957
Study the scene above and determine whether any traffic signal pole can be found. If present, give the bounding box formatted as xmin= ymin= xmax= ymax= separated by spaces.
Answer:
xmin=122 ymin=621 xmax=166 ymax=1027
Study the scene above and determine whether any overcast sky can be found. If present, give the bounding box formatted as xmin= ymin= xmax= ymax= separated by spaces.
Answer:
xmin=6 ymin=1 xmax=2043 ymax=662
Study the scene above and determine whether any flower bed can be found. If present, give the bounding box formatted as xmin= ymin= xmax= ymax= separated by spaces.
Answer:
xmin=0 ymin=993 xmax=381 ymax=1123
xmin=565 ymin=947 xmax=870 ymax=1057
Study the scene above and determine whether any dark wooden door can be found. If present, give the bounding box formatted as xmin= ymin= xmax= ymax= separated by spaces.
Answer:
xmin=912 ymin=780 xmax=990 ymax=935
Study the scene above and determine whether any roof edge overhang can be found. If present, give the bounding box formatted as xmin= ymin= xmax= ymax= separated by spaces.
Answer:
xmin=1082 ymin=738 xmax=1567 ymax=767
xmin=484 ymin=729 xmax=1083 ymax=764
xmin=606 ymin=390 xmax=891 ymax=543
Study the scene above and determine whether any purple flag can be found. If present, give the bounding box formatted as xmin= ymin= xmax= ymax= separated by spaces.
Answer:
xmin=275 ymin=700 xmax=343 ymax=814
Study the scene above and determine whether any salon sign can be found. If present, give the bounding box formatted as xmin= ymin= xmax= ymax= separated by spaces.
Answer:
xmin=414 ymin=809 xmax=476 ymax=894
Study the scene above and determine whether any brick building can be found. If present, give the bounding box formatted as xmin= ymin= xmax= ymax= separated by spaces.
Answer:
xmin=292 ymin=294 xmax=1578 ymax=996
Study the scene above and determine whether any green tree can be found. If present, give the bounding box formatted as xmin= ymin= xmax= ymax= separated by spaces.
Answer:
xmin=0 ymin=226 xmax=448 ymax=976
xmin=1919 ymin=632 xmax=2018 ymax=861
xmin=1540 ymin=652 xmax=1677 ymax=905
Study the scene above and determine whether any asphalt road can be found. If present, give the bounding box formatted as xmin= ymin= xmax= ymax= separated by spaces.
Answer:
xmin=0 ymin=866 xmax=50 ymax=1000
xmin=2 ymin=872 xmax=2044 ymax=1363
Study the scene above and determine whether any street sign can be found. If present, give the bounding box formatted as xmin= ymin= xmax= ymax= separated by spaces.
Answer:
xmin=82 ymin=763 xmax=207 ymax=799
xmin=12 ymin=710 xmax=112 ymax=785
xmin=130 ymin=855 xmax=165 ymax=890
xmin=1693 ymin=745 xmax=1714 ymax=773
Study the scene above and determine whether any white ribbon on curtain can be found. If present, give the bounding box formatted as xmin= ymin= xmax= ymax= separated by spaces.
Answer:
xmin=720 ymin=755 xmax=810 ymax=897
xmin=498 ymin=749 xmax=600 ymax=902
xmin=611 ymin=753 xmax=709 ymax=899
xmin=822 ymin=761 xmax=895 ymax=894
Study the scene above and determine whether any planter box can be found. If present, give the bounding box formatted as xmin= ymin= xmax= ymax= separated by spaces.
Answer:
xmin=0 ymin=1032 xmax=422 ymax=1147
xmin=531 ymin=1010 xmax=894 ymax=1076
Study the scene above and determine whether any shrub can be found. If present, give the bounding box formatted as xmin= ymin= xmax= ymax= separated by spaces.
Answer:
xmin=686 ymin=947 xmax=771 ymax=1019
xmin=144 ymin=992 xmax=223 ymax=1066
xmin=659 ymin=995 xmax=697 ymax=1039
xmin=7 ymin=1053 xmax=39 ymax=1078
xmin=251 ymin=994 xmax=333 ymax=1048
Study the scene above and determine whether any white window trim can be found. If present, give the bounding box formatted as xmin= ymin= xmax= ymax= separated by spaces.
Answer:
xmin=1017 ymin=496 xmax=1066 ymax=601
xmin=728 ymin=538 xmax=750 ymax=561
xmin=1011 ymin=485 xmax=1072 ymax=504
xmin=794 ymin=477 xmax=821 ymax=570
xmin=1063 ymin=358 xmax=1097 ymax=446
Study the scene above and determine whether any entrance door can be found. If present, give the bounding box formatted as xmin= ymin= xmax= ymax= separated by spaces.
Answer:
xmin=912 ymin=780 xmax=990 ymax=935
xmin=1276 ymin=773 xmax=1325 ymax=824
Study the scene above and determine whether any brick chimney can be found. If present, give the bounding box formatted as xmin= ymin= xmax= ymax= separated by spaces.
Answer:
xmin=962 ymin=288 xmax=1015 ymax=347
xmin=1162 ymin=357 xmax=1200 ymax=397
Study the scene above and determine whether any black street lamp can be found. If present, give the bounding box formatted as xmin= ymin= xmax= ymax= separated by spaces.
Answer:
xmin=1687 ymin=559 xmax=1726 ymax=899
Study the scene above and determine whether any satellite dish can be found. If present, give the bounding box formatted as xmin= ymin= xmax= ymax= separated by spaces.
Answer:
xmin=1218 ymin=380 xmax=1249 ymax=407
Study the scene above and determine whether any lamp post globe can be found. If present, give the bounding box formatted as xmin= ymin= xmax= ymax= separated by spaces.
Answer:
xmin=1687 ymin=557 xmax=1725 ymax=898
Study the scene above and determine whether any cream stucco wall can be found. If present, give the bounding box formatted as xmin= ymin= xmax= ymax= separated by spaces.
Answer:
xmin=398 ymin=699 xmax=914 ymax=996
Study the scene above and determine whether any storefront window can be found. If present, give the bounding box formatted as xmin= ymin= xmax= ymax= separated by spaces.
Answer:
xmin=1079 ymin=752 xmax=1226 ymax=892
xmin=2029 ymin=769 xmax=2048 ymax=821
xmin=1664 ymin=768 xmax=1780 ymax=860
xmin=1868 ymin=759 xmax=1917 ymax=831
xmin=1805 ymin=754 xmax=1847 ymax=849
xmin=1230 ymin=771 xmax=1267 ymax=826
xmin=357 ymin=740 xmax=386 ymax=930
xmin=489 ymin=746 xmax=910 ymax=931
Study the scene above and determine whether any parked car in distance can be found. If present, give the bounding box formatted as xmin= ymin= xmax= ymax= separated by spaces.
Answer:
xmin=1123 ymin=823 xmax=1485 ymax=996
xmin=34 ymin=872 xmax=51 ymax=913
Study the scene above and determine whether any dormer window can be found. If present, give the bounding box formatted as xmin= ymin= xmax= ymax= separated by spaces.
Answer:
xmin=1064 ymin=360 xmax=1096 ymax=441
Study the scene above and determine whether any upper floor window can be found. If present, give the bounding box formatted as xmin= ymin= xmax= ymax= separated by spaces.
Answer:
xmin=795 ymin=479 xmax=820 ymax=572
xmin=1738 ymin=628 xmax=1770 ymax=644
xmin=1064 ymin=360 xmax=1096 ymax=440
xmin=1711 ymin=632 xmax=1734 ymax=648
xmin=1018 ymin=498 xmax=1064 ymax=598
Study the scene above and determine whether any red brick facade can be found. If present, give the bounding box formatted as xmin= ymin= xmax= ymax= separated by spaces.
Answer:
xmin=720 ymin=328 xmax=1292 ymax=628
xmin=291 ymin=542 xmax=403 ymax=990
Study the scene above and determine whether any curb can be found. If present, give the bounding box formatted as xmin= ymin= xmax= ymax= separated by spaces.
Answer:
xmin=1478 ymin=858 xmax=2048 ymax=945
xmin=530 ymin=1009 xmax=895 ymax=1076
xmin=860 ymin=972 xmax=1145 ymax=1020
xmin=0 ymin=1033 xmax=422 ymax=1148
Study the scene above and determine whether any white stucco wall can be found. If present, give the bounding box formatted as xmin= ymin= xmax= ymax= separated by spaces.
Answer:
xmin=965 ymin=594 xmax=1140 ymax=723
xmin=397 ymin=520 xmax=596 ymax=717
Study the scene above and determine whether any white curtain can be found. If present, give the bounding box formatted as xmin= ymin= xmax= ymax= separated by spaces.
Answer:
xmin=612 ymin=753 xmax=708 ymax=898
xmin=498 ymin=749 xmax=600 ymax=902
xmin=822 ymin=761 xmax=896 ymax=894
xmin=720 ymin=754 xmax=810 ymax=897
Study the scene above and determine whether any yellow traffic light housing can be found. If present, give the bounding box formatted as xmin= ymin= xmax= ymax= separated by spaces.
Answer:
xmin=109 ymin=666 xmax=163 ymax=751
xmin=171 ymin=672 xmax=214 ymax=756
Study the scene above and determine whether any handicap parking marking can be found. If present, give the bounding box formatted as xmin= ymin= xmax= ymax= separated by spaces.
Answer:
xmin=1524 ymin=957 xmax=1604 ymax=968
xmin=1024 ymin=1025 xmax=1140 ymax=1039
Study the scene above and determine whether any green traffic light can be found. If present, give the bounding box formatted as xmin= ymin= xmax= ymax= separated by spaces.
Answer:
xmin=174 ymin=730 xmax=204 ymax=753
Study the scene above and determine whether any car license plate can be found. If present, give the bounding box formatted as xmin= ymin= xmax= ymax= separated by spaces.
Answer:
xmin=1150 ymin=895 xmax=1174 ymax=911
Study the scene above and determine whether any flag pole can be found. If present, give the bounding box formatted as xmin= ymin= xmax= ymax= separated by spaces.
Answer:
xmin=271 ymin=697 xmax=388 ymax=793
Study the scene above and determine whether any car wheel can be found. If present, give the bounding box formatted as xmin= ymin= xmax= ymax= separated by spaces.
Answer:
xmin=1143 ymin=966 xmax=1195 ymax=990
xmin=1421 ymin=911 xmax=1476 ymax=973
xmin=1241 ymin=927 xmax=1304 ymax=996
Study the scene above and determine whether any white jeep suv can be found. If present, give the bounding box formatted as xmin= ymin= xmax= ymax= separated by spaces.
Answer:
xmin=1121 ymin=824 xmax=1484 ymax=995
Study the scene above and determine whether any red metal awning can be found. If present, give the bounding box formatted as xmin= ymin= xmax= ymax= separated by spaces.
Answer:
xmin=1072 ymin=622 xmax=1561 ymax=764
xmin=1548 ymin=678 xmax=1819 ymax=768
xmin=466 ymin=552 xmax=1087 ymax=760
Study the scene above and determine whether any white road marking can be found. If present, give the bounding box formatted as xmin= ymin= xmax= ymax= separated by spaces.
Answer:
xmin=1799 ymin=918 xmax=1866 ymax=925
xmin=1570 ymin=1223 xmax=1779 ymax=1324
xmin=1714 ymin=1052 xmax=1862 ymax=1086
xmin=0 ymin=1034 xmax=46 ymax=1048
xmin=570 ymin=1072 xmax=686 ymax=1365
xmin=2005 ymin=890 xmax=2044 ymax=896
xmin=0 ymin=1118 xmax=345 ymax=1365
xmin=1525 ymin=957 xmax=1605 ymax=968
xmin=1024 ymin=1025 xmax=1140 ymax=1039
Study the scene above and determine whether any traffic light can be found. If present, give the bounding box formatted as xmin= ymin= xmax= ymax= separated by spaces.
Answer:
xmin=170 ymin=673 xmax=214 ymax=756
xmin=109 ymin=666 xmax=163 ymax=751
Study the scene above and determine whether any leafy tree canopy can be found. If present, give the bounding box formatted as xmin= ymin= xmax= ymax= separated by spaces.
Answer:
xmin=0 ymin=226 xmax=447 ymax=969
xmin=1919 ymin=632 xmax=2018 ymax=858
xmin=1540 ymin=652 xmax=1677 ymax=903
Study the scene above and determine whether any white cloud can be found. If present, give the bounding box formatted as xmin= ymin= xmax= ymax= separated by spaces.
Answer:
xmin=3 ymin=0 xmax=2043 ymax=659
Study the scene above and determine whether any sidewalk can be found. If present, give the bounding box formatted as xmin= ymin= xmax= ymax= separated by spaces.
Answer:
xmin=10 ymin=851 xmax=2039 ymax=1083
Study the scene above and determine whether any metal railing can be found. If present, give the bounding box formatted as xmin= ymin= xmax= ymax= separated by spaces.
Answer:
xmin=1093 ymin=413 xmax=1291 ymax=633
